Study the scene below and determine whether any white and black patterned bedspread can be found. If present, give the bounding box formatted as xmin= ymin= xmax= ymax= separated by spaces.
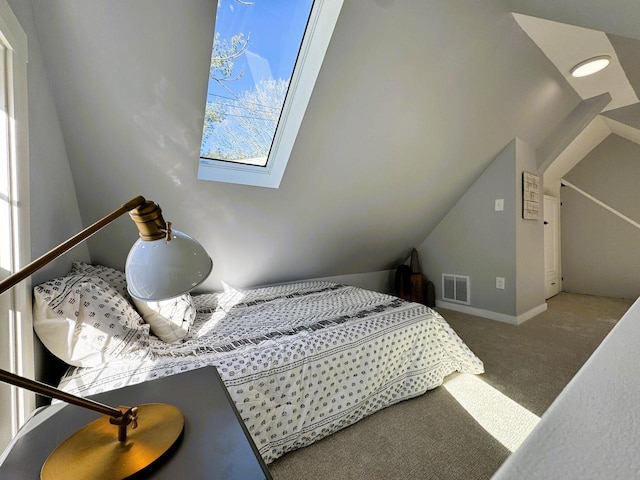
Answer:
xmin=58 ymin=282 xmax=484 ymax=463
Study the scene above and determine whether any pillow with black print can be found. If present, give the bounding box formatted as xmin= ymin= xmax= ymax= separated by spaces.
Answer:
xmin=70 ymin=261 xmax=130 ymax=299
xmin=33 ymin=273 xmax=150 ymax=367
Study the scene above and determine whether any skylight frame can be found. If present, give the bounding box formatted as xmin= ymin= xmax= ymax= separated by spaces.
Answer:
xmin=197 ymin=0 xmax=343 ymax=189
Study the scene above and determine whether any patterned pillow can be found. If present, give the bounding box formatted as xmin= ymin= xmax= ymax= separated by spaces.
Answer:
xmin=70 ymin=261 xmax=130 ymax=299
xmin=132 ymin=294 xmax=196 ymax=343
xmin=71 ymin=262 xmax=195 ymax=343
xmin=33 ymin=273 xmax=150 ymax=367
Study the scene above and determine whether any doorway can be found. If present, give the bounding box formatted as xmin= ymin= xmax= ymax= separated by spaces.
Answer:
xmin=544 ymin=195 xmax=561 ymax=299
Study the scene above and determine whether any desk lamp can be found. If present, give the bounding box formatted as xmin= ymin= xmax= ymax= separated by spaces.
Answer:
xmin=0 ymin=196 xmax=213 ymax=480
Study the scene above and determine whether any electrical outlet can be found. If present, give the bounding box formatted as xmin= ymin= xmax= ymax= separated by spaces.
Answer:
xmin=496 ymin=277 xmax=505 ymax=289
xmin=494 ymin=199 xmax=504 ymax=211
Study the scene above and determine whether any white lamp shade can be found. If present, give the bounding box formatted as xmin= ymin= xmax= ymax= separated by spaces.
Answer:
xmin=125 ymin=230 xmax=213 ymax=301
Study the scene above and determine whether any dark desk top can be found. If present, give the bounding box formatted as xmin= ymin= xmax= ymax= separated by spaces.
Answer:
xmin=0 ymin=366 xmax=272 ymax=479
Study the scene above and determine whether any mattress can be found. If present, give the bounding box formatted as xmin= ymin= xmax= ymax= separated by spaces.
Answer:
xmin=58 ymin=282 xmax=484 ymax=463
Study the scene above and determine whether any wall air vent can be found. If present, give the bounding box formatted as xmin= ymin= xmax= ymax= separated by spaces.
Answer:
xmin=442 ymin=274 xmax=470 ymax=305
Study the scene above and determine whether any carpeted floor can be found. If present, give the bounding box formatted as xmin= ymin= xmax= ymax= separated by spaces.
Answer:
xmin=268 ymin=292 xmax=634 ymax=480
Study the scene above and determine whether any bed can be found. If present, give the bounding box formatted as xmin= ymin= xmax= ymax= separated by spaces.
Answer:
xmin=33 ymin=263 xmax=484 ymax=464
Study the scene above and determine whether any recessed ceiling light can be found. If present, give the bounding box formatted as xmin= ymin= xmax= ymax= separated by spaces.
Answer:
xmin=570 ymin=55 xmax=611 ymax=78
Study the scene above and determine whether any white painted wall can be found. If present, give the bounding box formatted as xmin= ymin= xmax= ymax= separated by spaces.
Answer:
xmin=6 ymin=0 xmax=88 ymax=391
xmin=7 ymin=0 xmax=88 ymax=285
xmin=29 ymin=0 xmax=581 ymax=292
xmin=301 ymin=269 xmax=395 ymax=294
xmin=0 ymin=0 xmax=32 ymax=451
xmin=542 ymin=115 xmax=611 ymax=197
xmin=492 ymin=295 xmax=640 ymax=479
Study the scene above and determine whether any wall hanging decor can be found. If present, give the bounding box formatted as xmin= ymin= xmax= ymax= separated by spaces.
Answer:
xmin=522 ymin=171 xmax=541 ymax=220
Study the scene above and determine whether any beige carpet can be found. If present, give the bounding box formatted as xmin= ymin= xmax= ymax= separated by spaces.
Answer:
xmin=268 ymin=292 xmax=634 ymax=480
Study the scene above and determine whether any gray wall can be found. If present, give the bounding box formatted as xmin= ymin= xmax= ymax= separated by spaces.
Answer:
xmin=515 ymin=139 xmax=545 ymax=315
xmin=29 ymin=0 xmax=580 ymax=292
xmin=561 ymin=134 xmax=640 ymax=299
xmin=418 ymin=138 xmax=545 ymax=318
xmin=418 ymin=141 xmax=518 ymax=316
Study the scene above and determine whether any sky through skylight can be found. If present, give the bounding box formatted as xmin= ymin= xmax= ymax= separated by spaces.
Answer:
xmin=200 ymin=0 xmax=314 ymax=166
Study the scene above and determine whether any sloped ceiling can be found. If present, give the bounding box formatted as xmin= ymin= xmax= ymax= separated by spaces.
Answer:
xmin=30 ymin=0 xmax=587 ymax=291
xmin=509 ymin=3 xmax=640 ymax=191
xmin=513 ymin=13 xmax=638 ymax=112
xmin=503 ymin=0 xmax=640 ymax=42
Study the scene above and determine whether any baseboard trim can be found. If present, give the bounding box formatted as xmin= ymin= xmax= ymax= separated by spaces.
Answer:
xmin=517 ymin=303 xmax=548 ymax=324
xmin=435 ymin=300 xmax=547 ymax=325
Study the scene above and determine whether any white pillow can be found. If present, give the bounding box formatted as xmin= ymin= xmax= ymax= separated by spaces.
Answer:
xmin=70 ymin=261 xmax=130 ymax=299
xmin=33 ymin=274 xmax=150 ymax=367
xmin=132 ymin=294 xmax=196 ymax=343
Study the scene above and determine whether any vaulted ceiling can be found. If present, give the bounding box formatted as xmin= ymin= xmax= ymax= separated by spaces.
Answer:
xmin=506 ymin=1 xmax=640 ymax=145
xmin=28 ymin=0 xmax=639 ymax=291
xmin=515 ymin=11 xmax=640 ymax=147
xmin=508 ymin=3 xmax=640 ymax=194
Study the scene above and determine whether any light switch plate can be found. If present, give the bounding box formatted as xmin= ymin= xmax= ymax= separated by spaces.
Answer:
xmin=495 ymin=199 xmax=504 ymax=211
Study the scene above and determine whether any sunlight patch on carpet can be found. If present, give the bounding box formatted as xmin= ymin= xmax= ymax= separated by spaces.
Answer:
xmin=443 ymin=373 xmax=540 ymax=452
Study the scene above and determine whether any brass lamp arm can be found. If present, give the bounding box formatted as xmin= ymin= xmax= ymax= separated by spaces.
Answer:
xmin=0 ymin=195 xmax=148 ymax=296
xmin=0 ymin=195 xmax=195 ymax=476
xmin=0 ymin=370 xmax=124 ymax=419
xmin=0 ymin=195 xmax=168 ymax=431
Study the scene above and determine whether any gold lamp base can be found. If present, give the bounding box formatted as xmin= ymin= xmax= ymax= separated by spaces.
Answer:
xmin=41 ymin=403 xmax=184 ymax=480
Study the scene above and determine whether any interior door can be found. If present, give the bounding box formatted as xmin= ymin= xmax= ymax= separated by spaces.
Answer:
xmin=544 ymin=195 xmax=561 ymax=299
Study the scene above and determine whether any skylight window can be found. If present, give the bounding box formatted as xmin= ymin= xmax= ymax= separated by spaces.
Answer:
xmin=198 ymin=0 xmax=343 ymax=188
